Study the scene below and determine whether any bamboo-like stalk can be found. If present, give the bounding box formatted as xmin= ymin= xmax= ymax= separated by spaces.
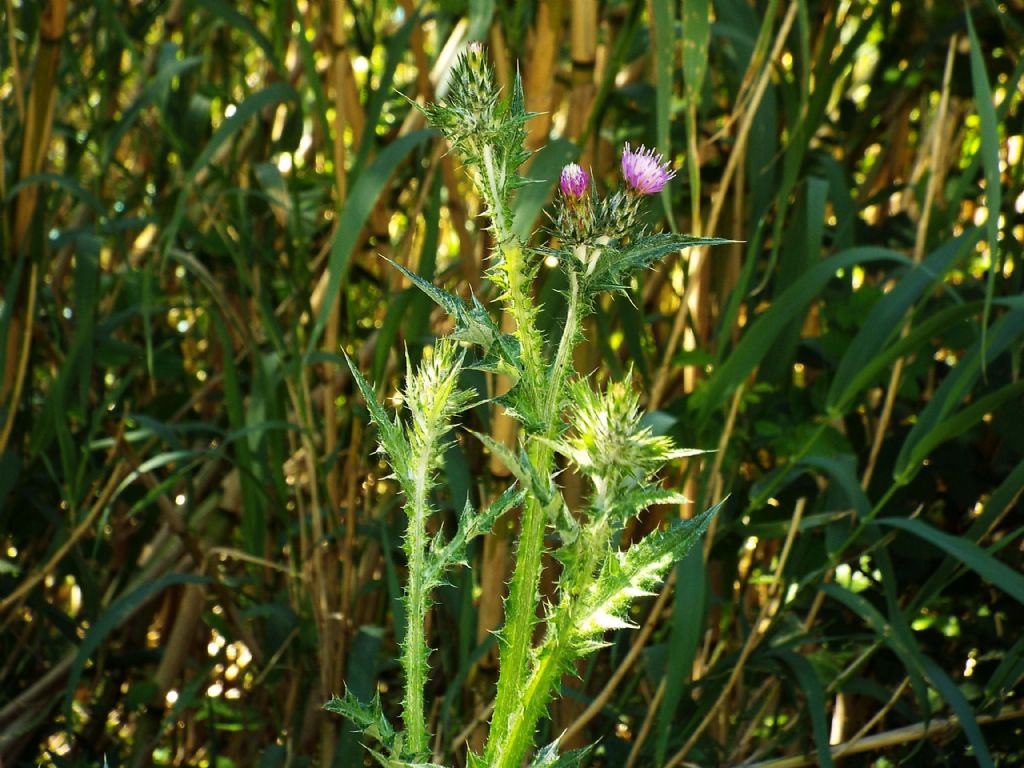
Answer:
xmin=320 ymin=3 xmax=352 ymax=728
xmin=648 ymin=0 xmax=797 ymax=408
xmin=567 ymin=0 xmax=598 ymax=161
xmin=743 ymin=705 xmax=1024 ymax=768
xmin=1 ymin=0 xmax=66 ymax=455
xmin=663 ymin=499 xmax=807 ymax=768
xmin=524 ymin=0 xmax=564 ymax=150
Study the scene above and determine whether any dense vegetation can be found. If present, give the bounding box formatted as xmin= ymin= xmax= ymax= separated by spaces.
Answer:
xmin=2 ymin=1 xmax=1022 ymax=766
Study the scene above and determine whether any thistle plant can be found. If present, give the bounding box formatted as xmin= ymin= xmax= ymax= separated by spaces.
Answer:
xmin=327 ymin=44 xmax=728 ymax=768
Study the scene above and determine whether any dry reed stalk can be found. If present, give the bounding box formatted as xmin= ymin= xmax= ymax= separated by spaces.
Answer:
xmin=744 ymin=705 xmax=1024 ymax=768
xmin=663 ymin=498 xmax=807 ymax=768
xmin=3 ymin=0 xmax=25 ymax=120
xmin=320 ymin=5 xmax=360 ymax=731
xmin=567 ymin=0 xmax=598 ymax=162
xmin=324 ymin=0 xmax=350 ymax=520
xmin=861 ymin=35 xmax=956 ymax=489
xmin=524 ymin=0 xmax=565 ymax=150
xmin=2 ymin=0 xmax=66 ymax=454
xmin=648 ymin=0 xmax=798 ymax=409
xmin=624 ymin=675 xmax=666 ymax=767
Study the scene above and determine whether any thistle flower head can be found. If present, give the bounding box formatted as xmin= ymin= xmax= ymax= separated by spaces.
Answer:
xmin=563 ymin=375 xmax=675 ymax=489
xmin=559 ymin=163 xmax=589 ymax=200
xmin=621 ymin=143 xmax=676 ymax=195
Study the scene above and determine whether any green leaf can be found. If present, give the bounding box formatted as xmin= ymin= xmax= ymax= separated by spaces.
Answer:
xmin=587 ymin=233 xmax=732 ymax=295
xmin=324 ymin=690 xmax=396 ymax=748
xmin=384 ymin=257 xmax=503 ymax=352
xmin=343 ymin=351 xmax=410 ymax=482
xmin=306 ymin=130 xmax=435 ymax=355
xmin=467 ymin=0 xmax=496 ymax=42
xmin=895 ymin=380 xmax=1024 ymax=483
xmin=694 ymin=247 xmax=910 ymax=422
xmin=826 ymin=230 xmax=980 ymax=414
xmin=578 ymin=501 xmax=721 ymax=641
xmin=920 ymin=654 xmax=994 ymax=768
xmin=527 ymin=737 xmax=594 ymax=767
xmin=892 ymin=306 xmax=1024 ymax=477
xmin=775 ymin=650 xmax=834 ymax=768
xmin=65 ymin=574 xmax=208 ymax=722
xmin=965 ymin=10 xmax=1003 ymax=362
xmin=655 ymin=543 xmax=707 ymax=763
xmin=876 ymin=517 xmax=1024 ymax=606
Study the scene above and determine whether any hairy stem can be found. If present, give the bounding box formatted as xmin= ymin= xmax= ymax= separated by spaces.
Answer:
xmin=492 ymin=622 xmax=566 ymax=767
xmin=486 ymin=268 xmax=583 ymax=766
xmin=403 ymin=439 xmax=436 ymax=755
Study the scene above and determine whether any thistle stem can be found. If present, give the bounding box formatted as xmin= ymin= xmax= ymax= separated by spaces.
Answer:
xmin=403 ymin=439 xmax=437 ymax=755
xmin=491 ymin=621 xmax=566 ymax=767
xmin=485 ymin=268 xmax=584 ymax=766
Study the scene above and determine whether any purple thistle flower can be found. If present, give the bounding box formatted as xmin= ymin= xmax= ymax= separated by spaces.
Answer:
xmin=559 ymin=163 xmax=589 ymax=200
xmin=621 ymin=143 xmax=676 ymax=195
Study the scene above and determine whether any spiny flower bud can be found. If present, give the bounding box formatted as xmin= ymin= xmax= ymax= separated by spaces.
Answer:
xmin=559 ymin=163 xmax=589 ymax=200
xmin=621 ymin=143 xmax=676 ymax=195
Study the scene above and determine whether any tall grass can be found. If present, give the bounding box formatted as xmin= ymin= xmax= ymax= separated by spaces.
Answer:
xmin=1 ymin=1 xmax=1022 ymax=766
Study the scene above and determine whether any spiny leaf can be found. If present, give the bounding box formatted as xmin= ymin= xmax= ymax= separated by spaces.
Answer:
xmin=426 ymin=486 xmax=524 ymax=585
xmin=324 ymin=690 xmax=396 ymax=748
xmin=575 ymin=501 xmax=721 ymax=642
xmin=470 ymin=430 xmax=550 ymax=503
xmin=528 ymin=736 xmax=595 ymax=767
xmin=343 ymin=349 xmax=410 ymax=481
xmin=586 ymin=233 xmax=735 ymax=295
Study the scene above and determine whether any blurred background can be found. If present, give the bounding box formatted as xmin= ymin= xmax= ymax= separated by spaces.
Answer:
xmin=1 ymin=0 xmax=1023 ymax=766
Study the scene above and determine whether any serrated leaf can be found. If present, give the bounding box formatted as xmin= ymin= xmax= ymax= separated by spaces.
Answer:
xmin=528 ymin=736 xmax=595 ymax=767
xmin=384 ymin=257 xmax=502 ymax=349
xmin=426 ymin=486 xmax=524 ymax=587
xmin=343 ymin=350 xmax=410 ymax=480
xmin=324 ymin=690 xmax=396 ymax=748
xmin=587 ymin=233 xmax=734 ymax=295
xmin=470 ymin=430 xmax=549 ymax=503
xmin=575 ymin=500 xmax=721 ymax=645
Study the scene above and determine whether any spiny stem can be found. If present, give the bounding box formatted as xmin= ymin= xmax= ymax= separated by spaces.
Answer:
xmin=491 ymin=621 xmax=566 ymax=768
xmin=546 ymin=268 xmax=581 ymax=422
xmin=485 ymin=440 xmax=552 ymax=757
xmin=486 ymin=269 xmax=584 ymax=765
xmin=402 ymin=440 xmax=434 ymax=756
xmin=482 ymin=143 xmax=510 ymax=240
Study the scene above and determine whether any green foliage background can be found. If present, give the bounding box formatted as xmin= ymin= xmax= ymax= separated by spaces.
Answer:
xmin=1 ymin=0 xmax=1022 ymax=766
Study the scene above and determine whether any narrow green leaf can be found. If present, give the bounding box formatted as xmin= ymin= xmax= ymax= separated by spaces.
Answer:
xmin=826 ymin=231 xmax=980 ymax=414
xmin=876 ymin=517 xmax=1024 ymax=606
xmin=695 ymin=248 xmax=910 ymax=421
xmin=965 ymin=10 xmax=1003 ymax=361
xmin=920 ymin=654 xmax=994 ymax=768
xmin=655 ymin=543 xmax=706 ymax=763
xmin=894 ymin=307 xmax=1024 ymax=477
xmin=65 ymin=574 xmax=208 ymax=721
xmin=467 ymin=0 xmax=495 ymax=42
xmin=775 ymin=650 xmax=834 ymax=768
xmin=897 ymin=380 xmax=1024 ymax=483
xmin=306 ymin=130 xmax=435 ymax=355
